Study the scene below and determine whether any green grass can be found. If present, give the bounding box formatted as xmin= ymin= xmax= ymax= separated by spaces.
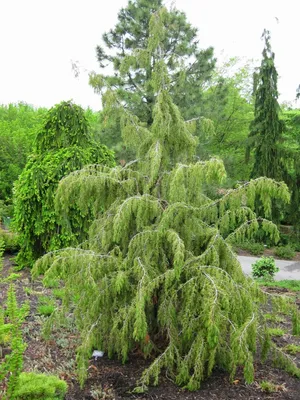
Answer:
xmin=264 ymin=313 xmax=285 ymax=323
xmin=37 ymin=295 xmax=55 ymax=316
xmin=52 ymin=288 xmax=65 ymax=299
xmin=268 ymin=328 xmax=285 ymax=337
xmin=37 ymin=304 xmax=55 ymax=316
xmin=3 ymin=272 xmax=21 ymax=283
xmin=258 ymin=280 xmax=300 ymax=291
xmin=42 ymin=277 xmax=60 ymax=288
xmin=259 ymin=380 xmax=284 ymax=393
xmin=283 ymin=344 xmax=300 ymax=354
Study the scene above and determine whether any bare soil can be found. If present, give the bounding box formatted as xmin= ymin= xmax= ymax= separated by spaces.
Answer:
xmin=1 ymin=255 xmax=300 ymax=399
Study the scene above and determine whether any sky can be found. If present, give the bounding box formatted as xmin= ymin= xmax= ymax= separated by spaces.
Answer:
xmin=0 ymin=0 xmax=299 ymax=110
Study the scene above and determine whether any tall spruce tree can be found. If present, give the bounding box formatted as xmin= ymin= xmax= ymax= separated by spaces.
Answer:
xmin=34 ymin=11 xmax=299 ymax=391
xmin=246 ymin=30 xmax=287 ymax=181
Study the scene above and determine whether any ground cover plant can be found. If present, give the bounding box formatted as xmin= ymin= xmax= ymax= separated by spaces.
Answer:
xmin=32 ymin=8 xmax=300 ymax=393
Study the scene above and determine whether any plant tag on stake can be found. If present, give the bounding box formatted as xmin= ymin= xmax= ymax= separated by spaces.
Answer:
xmin=92 ymin=350 xmax=104 ymax=360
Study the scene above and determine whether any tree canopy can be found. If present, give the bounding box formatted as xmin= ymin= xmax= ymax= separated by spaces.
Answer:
xmin=89 ymin=0 xmax=215 ymax=161
xmin=33 ymin=10 xmax=299 ymax=391
xmin=0 ymin=103 xmax=47 ymax=204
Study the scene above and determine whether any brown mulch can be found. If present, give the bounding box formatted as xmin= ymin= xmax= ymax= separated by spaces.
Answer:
xmin=1 ymin=255 xmax=300 ymax=399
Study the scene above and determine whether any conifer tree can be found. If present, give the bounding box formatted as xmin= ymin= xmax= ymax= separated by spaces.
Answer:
xmin=89 ymin=0 xmax=215 ymax=160
xmin=34 ymin=11 xmax=299 ymax=390
xmin=14 ymin=101 xmax=115 ymax=268
xmin=246 ymin=30 xmax=287 ymax=181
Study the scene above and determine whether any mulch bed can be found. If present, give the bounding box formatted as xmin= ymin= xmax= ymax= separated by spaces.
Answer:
xmin=1 ymin=255 xmax=300 ymax=399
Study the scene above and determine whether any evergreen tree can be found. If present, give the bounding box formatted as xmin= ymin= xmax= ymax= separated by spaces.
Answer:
xmin=89 ymin=0 xmax=215 ymax=159
xmin=14 ymin=101 xmax=115 ymax=268
xmin=34 ymin=12 xmax=299 ymax=391
xmin=246 ymin=30 xmax=287 ymax=181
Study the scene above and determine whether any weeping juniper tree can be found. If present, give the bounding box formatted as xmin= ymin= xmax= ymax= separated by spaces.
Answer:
xmin=14 ymin=101 xmax=115 ymax=268
xmin=34 ymin=10 xmax=299 ymax=390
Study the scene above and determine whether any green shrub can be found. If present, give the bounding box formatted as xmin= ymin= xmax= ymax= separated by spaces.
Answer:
xmin=274 ymin=245 xmax=295 ymax=260
xmin=0 ymin=285 xmax=28 ymax=399
xmin=291 ymin=241 xmax=300 ymax=252
xmin=233 ymin=240 xmax=265 ymax=255
xmin=13 ymin=372 xmax=67 ymax=399
xmin=37 ymin=296 xmax=55 ymax=316
xmin=252 ymin=257 xmax=279 ymax=279
xmin=14 ymin=101 xmax=115 ymax=268
xmin=0 ymin=229 xmax=19 ymax=252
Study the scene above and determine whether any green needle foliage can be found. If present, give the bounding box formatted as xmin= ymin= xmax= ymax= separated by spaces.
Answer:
xmin=246 ymin=30 xmax=287 ymax=181
xmin=14 ymin=101 xmax=115 ymax=268
xmin=0 ymin=285 xmax=29 ymax=399
xmin=33 ymin=10 xmax=299 ymax=391
xmin=13 ymin=372 xmax=67 ymax=400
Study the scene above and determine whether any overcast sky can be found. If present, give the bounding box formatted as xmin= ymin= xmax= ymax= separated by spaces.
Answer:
xmin=0 ymin=0 xmax=299 ymax=110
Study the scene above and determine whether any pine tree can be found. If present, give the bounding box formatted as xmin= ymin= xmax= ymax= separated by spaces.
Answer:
xmin=89 ymin=0 xmax=215 ymax=159
xmin=246 ymin=30 xmax=287 ymax=181
xmin=14 ymin=101 xmax=115 ymax=268
xmin=33 ymin=11 xmax=299 ymax=390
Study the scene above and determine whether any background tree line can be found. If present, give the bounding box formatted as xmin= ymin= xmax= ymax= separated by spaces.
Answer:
xmin=0 ymin=0 xmax=300 ymax=235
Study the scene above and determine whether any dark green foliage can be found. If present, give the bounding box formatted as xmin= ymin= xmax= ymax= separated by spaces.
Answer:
xmin=33 ymin=12 xmax=299 ymax=391
xmin=247 ymin=31 xmax=287 ymax=181
xmin=0 ymin=103 xmax=47 ymax=203
xmin=274 ymin=245 xmax=295 ymax=260
xmin=233 ymin=240 xmax=265 ymax=256
xmin=13 ymin=372 xmax=67 ymax=400
xmin=281 ymin=109 xmax=300 ymax=230
xmin=251 ymin=257 xmax=279 ymax=279
xmin=14 ymin=101 xmax=115 ymax=268
xmin=0 ymin=285 xmax=29 ymax=399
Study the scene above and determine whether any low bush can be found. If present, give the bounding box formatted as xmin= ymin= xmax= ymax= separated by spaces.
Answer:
xmin=0 ymin=229 xmax=19 ymax=253
xmin=252 ymin=257 xmax=279 ymax=280
xmin=0 ymin=285 xmax=29 ymax=399
xmin=274 ymin=246 xmax=295 ymax=260
xmin=233 ymin=240 xmax=265 ymax=255
xmin=13 ymin=372 xmax=67 ymax=400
